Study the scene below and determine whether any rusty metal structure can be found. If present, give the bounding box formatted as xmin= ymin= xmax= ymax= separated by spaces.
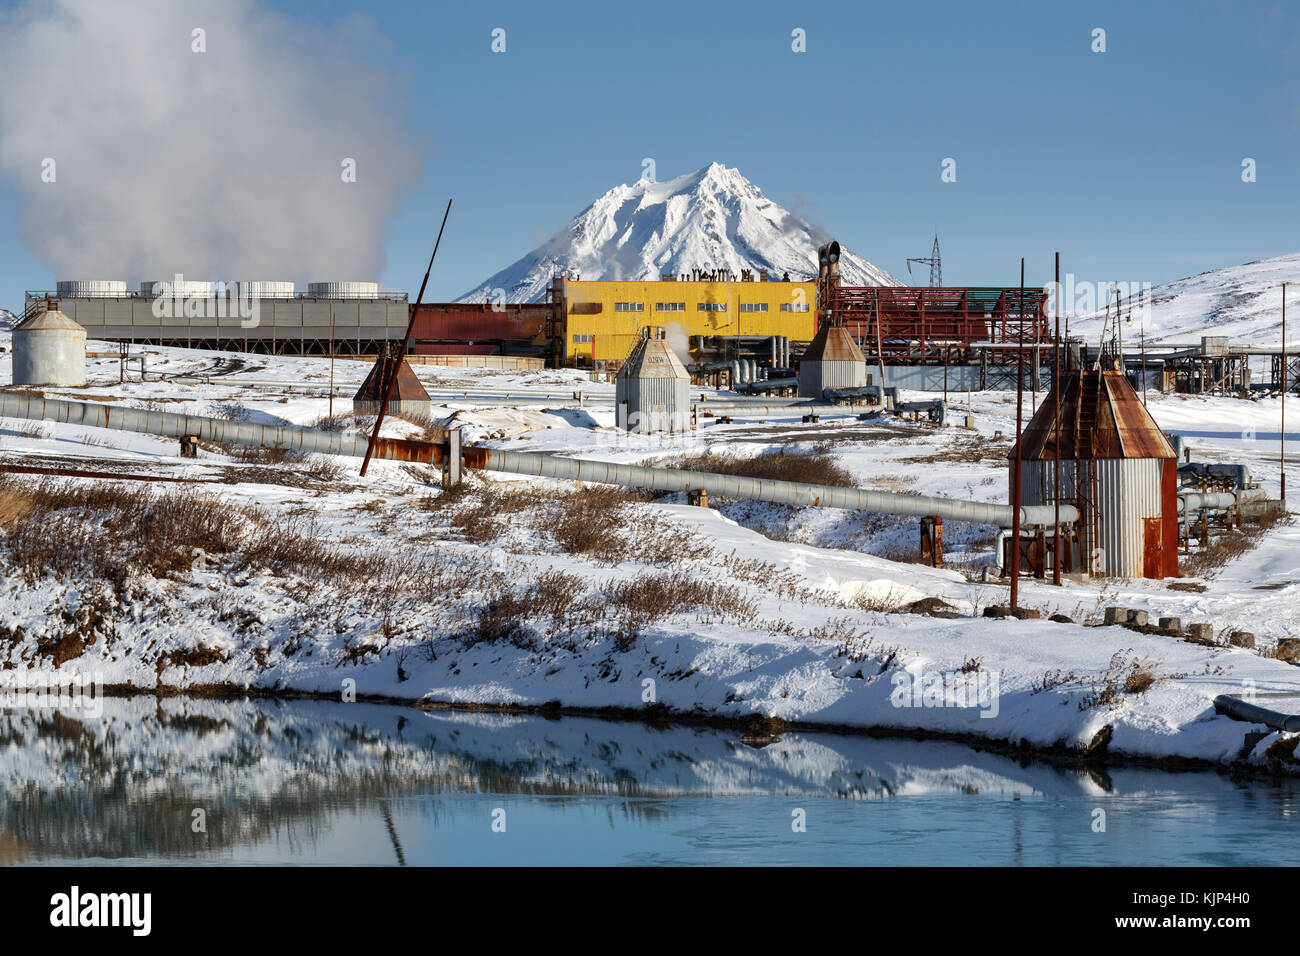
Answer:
xmin=1014 ymin=353 xmax=1180 ymax=579
xmin=353 ymin=348 xmax=432 ymax=418
xmin=832 ymin=286 xmax=1051 ymax=368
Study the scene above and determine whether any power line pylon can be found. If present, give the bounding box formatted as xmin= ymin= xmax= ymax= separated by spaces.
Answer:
xmin=906 ymin=233 xmax=942 ymax=287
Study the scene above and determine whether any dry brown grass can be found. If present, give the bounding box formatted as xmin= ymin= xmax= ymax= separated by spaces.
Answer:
xmin=599 ymin=571 xmax=759 ymax=650
xmin=665 ymin=450 xmax=857 ymax=488
xmin=1181 ymin=511 xmax=1288 ymax=578
xmin=1079 ymin=651 xmax=1166 ymax=710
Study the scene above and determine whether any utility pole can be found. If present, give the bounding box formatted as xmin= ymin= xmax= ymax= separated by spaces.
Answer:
xmin=1283 ymin=283 xmax=1288 ymax=502
xmin=329 ymin=304 xmax=336 ymax=418
xmin=1053 ymin=252 xmax=1062 ymax=587
xmin=1010 ymin=257 xmax=1026 ymax=609
xmin=361 ymin=198 xmax=452 ymax=477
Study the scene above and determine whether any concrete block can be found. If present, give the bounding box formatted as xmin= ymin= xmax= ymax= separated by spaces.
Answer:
xmin=1104 ymin=606 xmax=1126 ymax=625
xmin=1158 ymin=616 xmax=1182 ymax=633
xmin=1184 ymin=622 xmax=1215 ymax=643
xmin=1228 ymin=631 xmax=1255 ymax=649
xmin=1126 ymin=609 xmax=1149 ymax=626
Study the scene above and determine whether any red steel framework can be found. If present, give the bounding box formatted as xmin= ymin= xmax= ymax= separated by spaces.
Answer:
xmin=830 ymin=286 xmax=1051 ymax=363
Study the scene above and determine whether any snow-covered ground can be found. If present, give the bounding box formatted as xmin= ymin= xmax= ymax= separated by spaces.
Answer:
xmin=1 ymin=336 xmax=1299 ymax=773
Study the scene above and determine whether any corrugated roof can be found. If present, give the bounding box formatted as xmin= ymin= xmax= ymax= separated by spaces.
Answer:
xmin=1016 ymin=362 xmax=1175 ymax=460
xmin=802 ymin=324 xmax=865 ymax=363
xmin=15 ymin=308 xmax=85 ymax=333
xmin=354 ymin=353 xmax=431 ymax=403
xmin=617 ymin=332 xmax=688 ymax=380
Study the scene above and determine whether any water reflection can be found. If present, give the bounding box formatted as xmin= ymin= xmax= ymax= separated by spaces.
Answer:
xmin=0 ymin=698 xmax=1295 ymax=865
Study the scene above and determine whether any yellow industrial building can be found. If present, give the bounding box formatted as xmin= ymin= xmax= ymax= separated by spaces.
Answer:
xmin=551 ymin=276 xmax=817 ymax=364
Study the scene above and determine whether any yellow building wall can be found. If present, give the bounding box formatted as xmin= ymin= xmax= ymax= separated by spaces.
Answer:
xmin=561 ymin=279 xmax=816 ymax=363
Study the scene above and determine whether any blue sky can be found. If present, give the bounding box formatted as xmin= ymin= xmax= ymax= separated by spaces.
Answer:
xmin=1 ymin=0 xmax=1297 ymax=309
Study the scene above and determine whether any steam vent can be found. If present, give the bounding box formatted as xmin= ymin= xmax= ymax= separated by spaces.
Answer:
xmin=615 ymin=327 xmax=690 ymax=433
xmin=12 ymin=306 xmax=87 ymax=387
xmin=353 ymin=349 xmax=431 ymax=418
xmin=798 ymin=323 xmax=867 ymax=398
xmin=1013 ymin=356 xmax=1179 ymax=579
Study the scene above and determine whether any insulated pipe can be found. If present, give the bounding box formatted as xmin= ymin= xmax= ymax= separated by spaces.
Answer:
xmin=1177 ymin=488 xmax=1265 ymax=514
xmin=0 ymin=393 xmax=447 ymax=463
xmin=694 ymin=403 xmax=873 ymax=416
xmin=0 ymin=394 xmax=1077 ymax=527
xmin=1214 ymin=693 xmax=1300 ymax=733
xmin=472 ymin=446 xmax=1077 ymax=527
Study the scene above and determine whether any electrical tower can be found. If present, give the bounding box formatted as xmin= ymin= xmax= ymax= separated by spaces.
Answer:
xmin=906 ymin=233 xmax=942 ymax=287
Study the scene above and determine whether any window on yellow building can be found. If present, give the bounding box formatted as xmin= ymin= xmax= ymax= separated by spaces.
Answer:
xmin=655 ymin=302 xmax=685 ymax=311
xmin=572 ymin=333 xmax=594 ymax=344
xmin=697 ymin=302 xmax=727 ymax=312
xmin=614 ymin=302 xmax=644 ymax=312
xmin=739 ymin=303 xmax=768 ymax=312
xmin=780 ymin=303 xmax=810 ymax=312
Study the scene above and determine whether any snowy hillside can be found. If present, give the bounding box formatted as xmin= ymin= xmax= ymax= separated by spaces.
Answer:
xmin=0 ymin=309 xmax=18 ymax=330
xmin=459 ymin=163 xmax=901 ymax=303
xmin=1069 ymin=252 xmax=1300 ymax=346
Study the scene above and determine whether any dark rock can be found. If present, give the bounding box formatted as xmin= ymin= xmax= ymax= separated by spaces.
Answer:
xmin=1228 ymin=631 xmax=1255 ymax=650
xmin=1276 ymin=638 xmax=1300 ymax=664
xmin=1049 ymin=613 xmax=1073 ymax=624
xmin=905 ymin=597 xmax=958 ymax=617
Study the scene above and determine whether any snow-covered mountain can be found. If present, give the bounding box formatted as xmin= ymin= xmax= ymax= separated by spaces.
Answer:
xmin=1068 ymin=253 xmax=1300 ymax=345
xmin=459 ymin=163 xmax=901 ymax=303
xmin=0 ymin=309 xmax=19 ymax=330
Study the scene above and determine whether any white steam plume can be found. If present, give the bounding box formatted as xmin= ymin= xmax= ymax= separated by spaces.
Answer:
xmin=0 ymin=0 xmax=422 ymax=284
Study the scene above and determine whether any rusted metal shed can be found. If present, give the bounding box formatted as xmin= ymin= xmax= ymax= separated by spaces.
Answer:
xmin=353 ymin=350 xmax=432 ymax=419
xmin=798 ymin=324 xmax=867 ymax=398
xmin=1013 ymin=356 xmax=1179 ymax=579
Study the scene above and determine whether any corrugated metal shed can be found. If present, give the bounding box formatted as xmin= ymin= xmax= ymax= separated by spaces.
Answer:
xmin=798 ymin=324 xmax=866 ymax=397
xmin=353 ymin=352 xmax=431 ymax=418
xmin=615 ymin=328 xmax=690 ymax=433
xmin=1013 ymin=358 xmax=1178 ymax=578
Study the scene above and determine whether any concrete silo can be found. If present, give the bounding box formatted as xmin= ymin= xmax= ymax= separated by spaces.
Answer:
xmin=12 ymin=306 xmax=87 ymax=386
xmin=616 ymin=327 xmax=690 ymax=433
xmin=1013 ymin=355 xmax=1179 ymax=579
xmin=798 ymin=323 xmax=867 ymax=398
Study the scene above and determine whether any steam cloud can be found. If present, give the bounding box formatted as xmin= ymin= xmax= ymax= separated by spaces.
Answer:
xmin=0 ymin=0 xmax=422 ymax=284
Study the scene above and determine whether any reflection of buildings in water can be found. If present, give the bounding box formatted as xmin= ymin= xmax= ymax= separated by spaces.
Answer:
xmin=0 ymin=697 xmax=1246 ymax=861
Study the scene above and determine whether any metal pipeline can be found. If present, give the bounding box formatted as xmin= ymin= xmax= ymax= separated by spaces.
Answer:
xmin=472 ymin=446 xmax=1077 ymax=527
xmin=1177 ymin=488 xmax=1265 ymax=513
xmin=694 ymin=403 xmax=876 ymax=417
xmin=0 ymin=393 xmax=448 ymax=464
xmin=0 ymin=394 xmax=1077 ymax=528
xmin=1214 ymin=693 xmax=1300 ymax=733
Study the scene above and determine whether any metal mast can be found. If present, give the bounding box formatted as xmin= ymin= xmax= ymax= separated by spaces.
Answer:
xmin=906 ymin=233 xmax=943 ymax=287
